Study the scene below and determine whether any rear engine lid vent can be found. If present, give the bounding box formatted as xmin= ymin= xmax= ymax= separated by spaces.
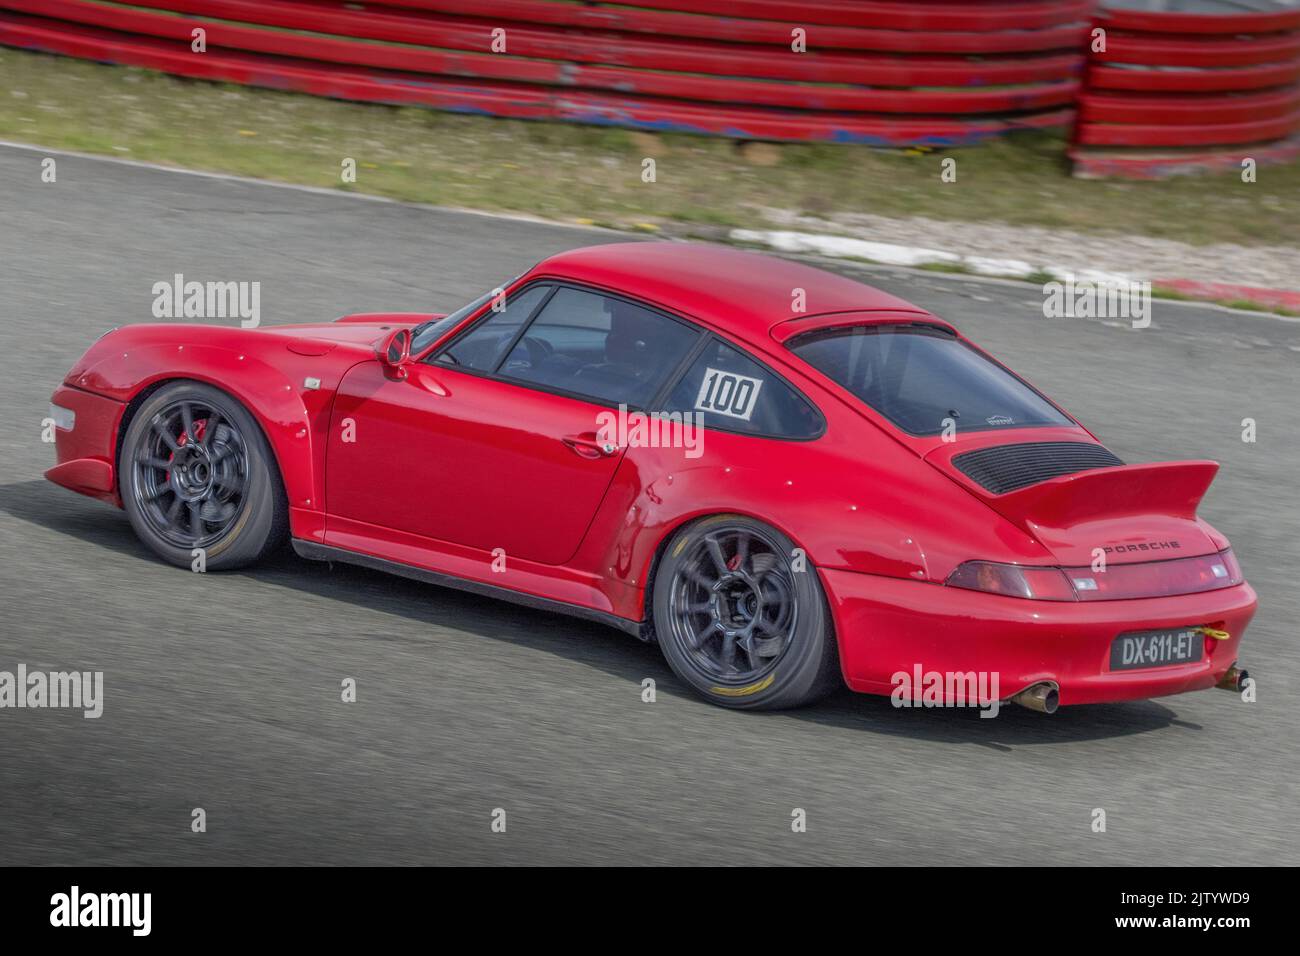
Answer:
xmin=953 ymin=441 xmax=1124 ymax=495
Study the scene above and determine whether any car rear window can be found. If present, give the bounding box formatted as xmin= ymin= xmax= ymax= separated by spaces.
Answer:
xmin=788 ymin=324 xmax=1072 ymax=436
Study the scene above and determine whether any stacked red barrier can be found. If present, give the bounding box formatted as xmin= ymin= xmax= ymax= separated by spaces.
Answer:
xmin=0 ymin=0 xmax=1094 ymax=145
xmin=1073 ymin=1 xmax=1300 ymax=177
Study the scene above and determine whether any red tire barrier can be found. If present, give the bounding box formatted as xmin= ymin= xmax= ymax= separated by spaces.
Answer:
xmin=1082 ymin=87 xmax=1300 ymax=125
xmin=1072 ymin=135 xmax=1300 ymax=179
xmin=3 ymin=0 xmax=1081 ymax=115
xmin=0 ymin=13 xmax=1077 ymax=144
xmin=1078 ymin=112 xmax=1300 ymax=147
xmin=0 ymin=0 xmax=1091 ymax=145
xmin=1102 ymin=30 xmax=1300 ymax=68
xmin=1100 ymin=5 xmax=1300 ymax=34
xmin=1088 ymin=60 xmax=1300 ymax=93
xmin=47 ymin=0 xmax=1085 ymax=87
xmin=357 ymin=0 xmax=1092 ymax=51
xmin=1072 ymin=1 xmax=1300 ymax=177
xmin=387 ymin=0 xmax=1099 ymax=32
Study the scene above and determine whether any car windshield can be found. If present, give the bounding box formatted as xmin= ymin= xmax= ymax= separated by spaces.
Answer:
xmin=410 ymin=277 xmax=521 ymax=355
xmin=788 ymin=324 xmax=1073 ymax=436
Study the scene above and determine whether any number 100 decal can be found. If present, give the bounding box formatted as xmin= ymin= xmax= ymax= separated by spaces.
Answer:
xmin=695 ymin=367 xmax=764 ymax=421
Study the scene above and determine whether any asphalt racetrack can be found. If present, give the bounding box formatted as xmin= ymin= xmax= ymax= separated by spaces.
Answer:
xmin=1 ymin=145 xmax=1297 ymax=865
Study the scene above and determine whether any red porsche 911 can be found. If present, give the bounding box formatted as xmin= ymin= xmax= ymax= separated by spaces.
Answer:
xmin=46 ymin=242 xmax=1255 ymax=713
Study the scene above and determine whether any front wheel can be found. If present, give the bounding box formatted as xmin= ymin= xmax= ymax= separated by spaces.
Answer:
xmin=653 ymin=515 xmax=841 ymax=710
xmin=120 ymin=381 xmax=287 ymax=570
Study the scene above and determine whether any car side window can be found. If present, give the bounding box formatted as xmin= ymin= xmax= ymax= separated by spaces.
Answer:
xmin=498 ymin=287 xmax=700 ymax=407
xmin=433 ymin=284 xmax=551 ymax=371
xmin=662 ymin=339 xmax=823 ymax=439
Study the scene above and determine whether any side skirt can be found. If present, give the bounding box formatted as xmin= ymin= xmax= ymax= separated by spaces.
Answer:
xmin=292 ymin=539 xmax=649 ymax=641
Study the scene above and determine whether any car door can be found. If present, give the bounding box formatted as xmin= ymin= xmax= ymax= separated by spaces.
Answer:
xmin=325 ymin=282 xmax=701 ymax=566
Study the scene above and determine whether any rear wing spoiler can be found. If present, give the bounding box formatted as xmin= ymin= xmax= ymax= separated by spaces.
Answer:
xmin=983 ymin=461 xmax=1219 ymax=534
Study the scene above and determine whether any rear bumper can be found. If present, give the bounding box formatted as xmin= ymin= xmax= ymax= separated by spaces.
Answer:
xmin=45 ymin=384 xmax=125 ymax=505
xmin=821 ymin=567 xmax=1257 ymax=706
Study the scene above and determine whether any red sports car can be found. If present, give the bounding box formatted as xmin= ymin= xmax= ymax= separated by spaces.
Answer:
xmin=47 ymin=243 xmax=1255 ymax=713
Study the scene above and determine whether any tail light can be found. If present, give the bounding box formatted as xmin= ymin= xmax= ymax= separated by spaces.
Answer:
xmin=1066 ymin=549 xmax=1243 ymax=601
xmin=945 ymin=562 xmax=1076 ymax=600
xmin=946 ymin=549 xmax=1243 ymax=601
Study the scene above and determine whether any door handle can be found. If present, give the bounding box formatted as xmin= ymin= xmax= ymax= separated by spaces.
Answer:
xmin=562 ymin=434 xmax=618 ymax=459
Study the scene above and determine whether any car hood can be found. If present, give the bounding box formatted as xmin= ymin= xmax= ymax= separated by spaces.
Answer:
xmin=61 ymin=313 xmax=434 ymax=392
xmin=267 ymin=312 xmax=434 ymax=349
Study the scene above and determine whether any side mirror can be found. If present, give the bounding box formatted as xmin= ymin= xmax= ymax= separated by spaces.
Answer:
xmin=377 ymin=328 xmax=412 ymax=379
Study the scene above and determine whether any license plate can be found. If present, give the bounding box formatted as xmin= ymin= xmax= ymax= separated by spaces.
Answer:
xmin=1110 ymin=628 xmax=1203 ymax=671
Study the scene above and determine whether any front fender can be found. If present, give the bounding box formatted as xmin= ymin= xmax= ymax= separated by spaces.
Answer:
xmin=67 ymin=331 xmax=356 ymax=524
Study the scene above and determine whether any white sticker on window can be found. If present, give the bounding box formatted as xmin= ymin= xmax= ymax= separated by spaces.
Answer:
xmin=695 ymin=367 xmax=764 ymax=421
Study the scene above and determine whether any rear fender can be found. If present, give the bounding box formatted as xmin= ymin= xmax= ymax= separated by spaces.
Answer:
xmin=576 ymin=432 xmax=1056 ymax=621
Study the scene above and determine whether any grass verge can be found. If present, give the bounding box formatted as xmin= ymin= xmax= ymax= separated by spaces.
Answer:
xmin=3 ymin=47 xmax=1299 ymax=253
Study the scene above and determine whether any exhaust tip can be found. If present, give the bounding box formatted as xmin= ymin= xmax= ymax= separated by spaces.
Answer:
xmin=1216 ymin=665 xmax=1249 ymax=692
xmin=1012 ymin=681 xmax=1059 ymax=714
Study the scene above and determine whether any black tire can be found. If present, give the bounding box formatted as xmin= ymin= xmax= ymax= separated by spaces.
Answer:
xmin=119 ymin=381 xmax=287 ymax=570
xmin=653 ymin=514 xmax=841 ymax=710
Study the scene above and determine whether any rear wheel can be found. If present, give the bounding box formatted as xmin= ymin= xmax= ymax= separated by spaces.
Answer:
xmin=653 ymin=515 xmax=841 ymax=710
xmin=120 ymin=381 xmax=287 ymax=570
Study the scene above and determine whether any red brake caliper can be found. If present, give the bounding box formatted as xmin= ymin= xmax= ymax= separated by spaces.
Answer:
xmin=167 ymin=419 xmax=207 ymax=476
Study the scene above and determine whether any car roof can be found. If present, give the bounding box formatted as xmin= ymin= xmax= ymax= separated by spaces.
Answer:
xmin=527 ymin=242 xmax=933 ymax=342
